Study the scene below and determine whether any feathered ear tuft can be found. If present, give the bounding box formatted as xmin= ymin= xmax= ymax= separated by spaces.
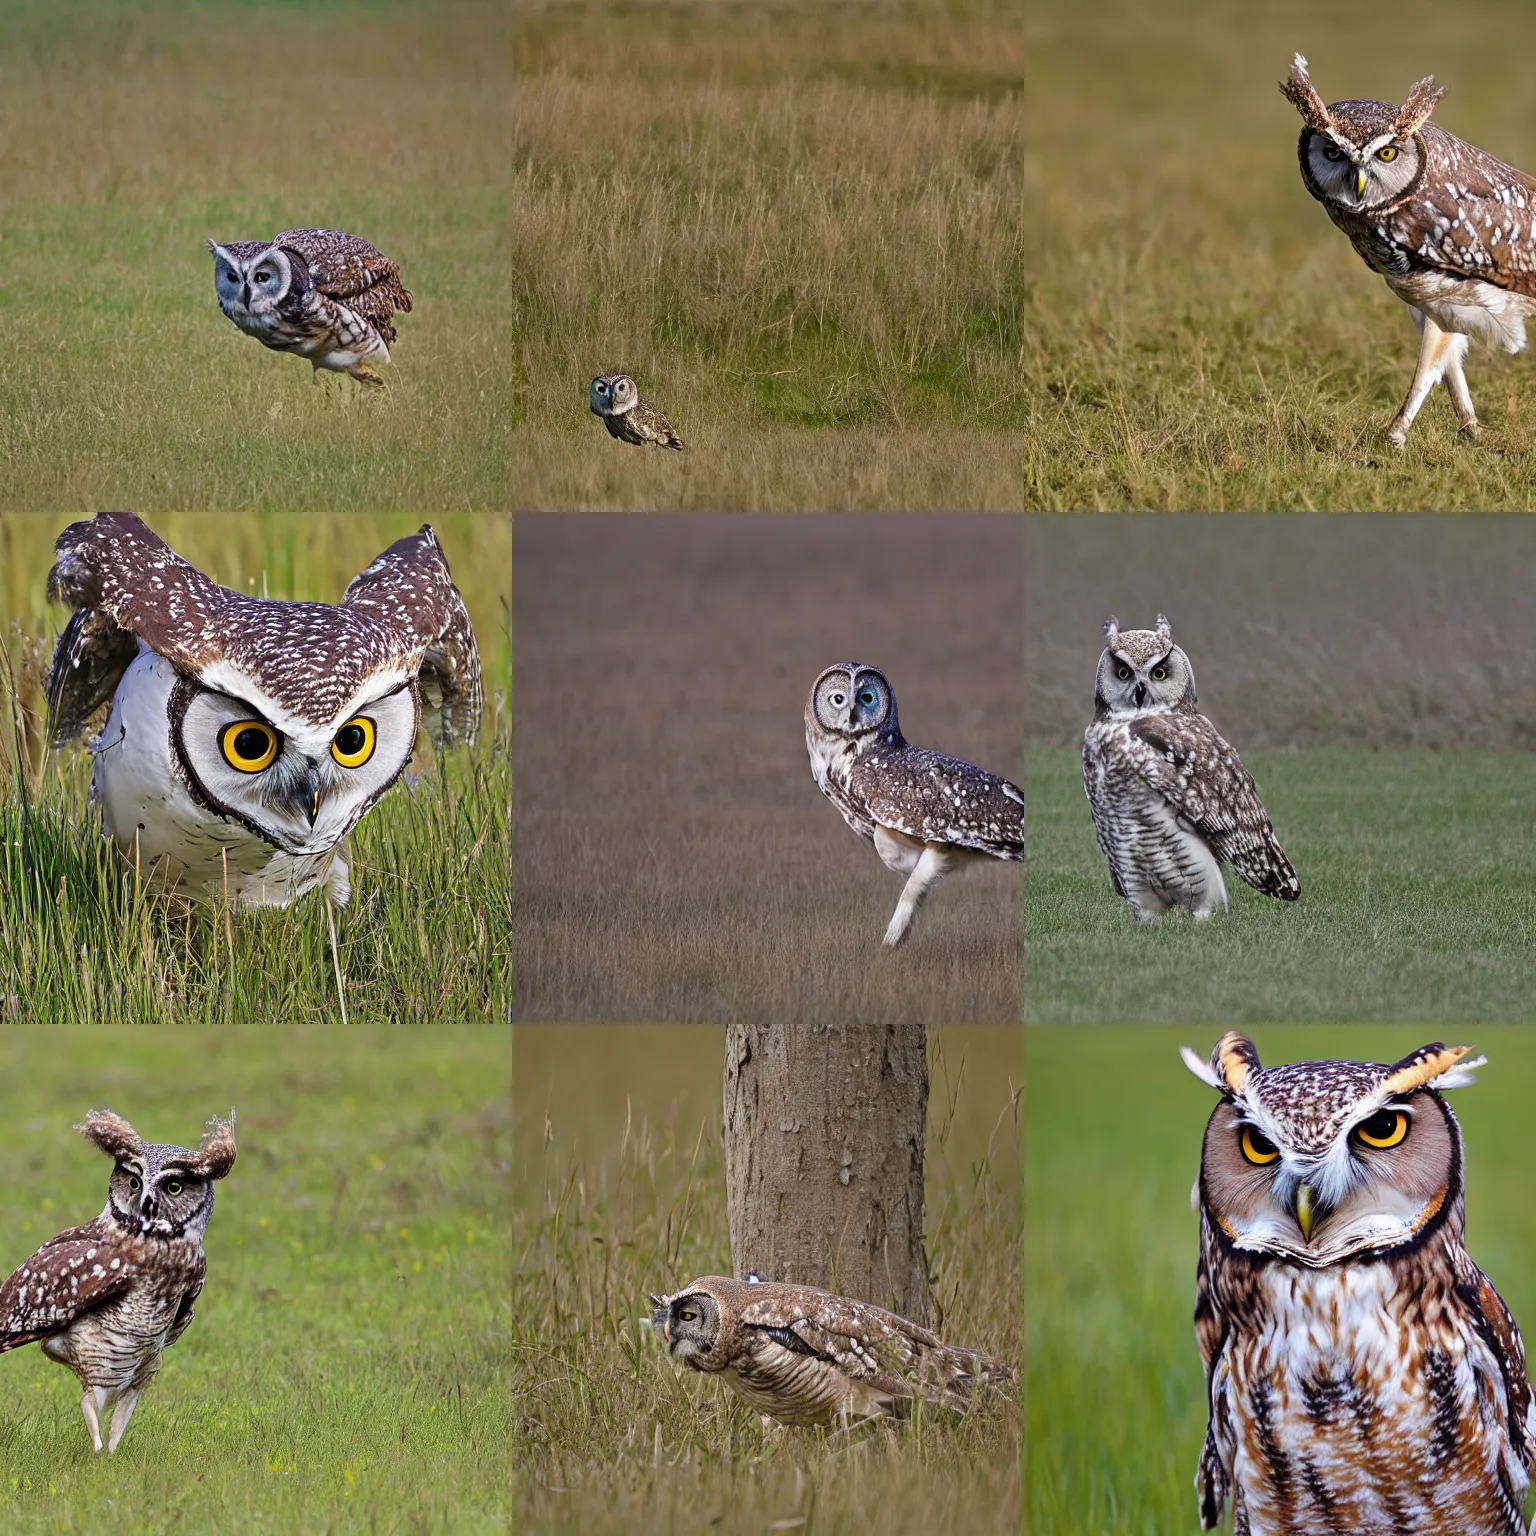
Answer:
xmin=1155 ymin=613 xmax=1172 ymax=643
xmin=1393 ymin=74 xmax=1445 ymax=140
xmin=1212 ymin=1031 xmax=1262 ymax=1095
xmin=1103 ymin=616 xmax=1119 ymax=642
xmin=1180 ymin=1046 xmax=1224 ymax=1090
xmin=1381 ymin=1044 xmax=1482 ymax=1096
xmin=186 ymin=1112 xmax=236 ymax=1181
xmin=1279 ymin=53 xmax=1334 ymax=134
xmin=76 ymin=1110 xmax=144 ymax=1163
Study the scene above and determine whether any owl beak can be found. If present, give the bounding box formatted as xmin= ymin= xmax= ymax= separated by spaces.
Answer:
xmin=240 ymin=282 xmax=251 ymax=307
xmin=1355 ymin=168 xmax=1368 ymax=200
xmin=1131 ymin=682 xmax=1147 ymax=708
xmin=1294 ymin=1183 xmax=1316 ymax=1241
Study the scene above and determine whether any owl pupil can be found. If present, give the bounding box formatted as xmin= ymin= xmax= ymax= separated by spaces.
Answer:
xmin=1117 ymin=665 xmax=1131 ymax=680
xmin=860 ymin=691 xmax=875 ymax=706
xmin=831 ymin=693 xmax=845 ymax=705
xmin=338 ymin=726 xmax=365 ymax=754
xmin=234 ymin=728 xmax=268 ymax=760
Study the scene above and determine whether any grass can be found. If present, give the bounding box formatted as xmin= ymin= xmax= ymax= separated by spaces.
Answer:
xmin=513 ymin=1023 xmax=1021 ymax=1535
xmin=1026 ymin=1024 xmax=1536 ymax=1536
xmin=513 ymin=0 xmax=1024 ymax=510
xmin=0 ymin=0 xmax=507 ymax=511
xmin=0 ymin=513 xmax=510 ymax=1023
xmin=0 ymin=1024 xmax=510 ymax=1535
xmin=1026 ymin=0 xmax=1536 ymax=508
xmin=1026 ymin=744 xmax=1536 ymax=1023
xmin=512 ymin=514 xmax=1022 ymax=1025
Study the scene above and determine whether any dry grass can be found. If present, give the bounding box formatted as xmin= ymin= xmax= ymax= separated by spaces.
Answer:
xmin=1026 ymin=0 xmax=1536 ymax=508
xmin=512 ymin=514 xmax=1022 ymax=1025
xmin=513 ymin=1022 xmax=1021 ymax=1536
xmin=512 ymin=0 xmax=1023 ymax=510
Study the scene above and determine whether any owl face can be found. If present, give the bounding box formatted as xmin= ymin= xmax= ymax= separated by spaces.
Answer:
xmin=807 ymin=663 xmax=898 ymax=743
xmin=1185 ymin=1033 xmax=1482 ymax=1268
xmin=79 ymin=1110 xmax=236 ymax=1244
xmin=651 ymin=1289 xmax=724 ymax=1369
xmin=169 ymin=672 xmax=420 ymax=857
xmin=590 ymin=374 xmax=638 ymax=416
xmin=1301 ymin=125 xmax=1423 ymax=212
xmin=1093 ymin=615 xmax=1195 ymax=714
xmin=209 ymin=241 xmax=306 ymax=320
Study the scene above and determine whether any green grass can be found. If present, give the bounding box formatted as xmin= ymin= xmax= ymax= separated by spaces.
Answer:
xmin=1026 ymin=0 xmax=1536 ymax=508
xmin=513 ymin=1024 xmax=1021 ymax=1535
xmin=1026 ymin=1024 xmax=1536 ymax=1536
xmin=0 ymin=514 xmax=510 ymax=1023
xmin=0 ymin=1025 xmax=510 ymax=1534
xmin=1026 ymin=745 xmax=1536 ymax=1023
xmin=0 ymin=0 xmax=507 ymax=511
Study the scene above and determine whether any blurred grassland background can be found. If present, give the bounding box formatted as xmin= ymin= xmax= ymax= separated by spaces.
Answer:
xmin=0 ymin=512 xmax=509 ymax=1022
xmin=513 ymin=0 xmax=1024 ymax=510
xmin=1026 ymin=515 xmax=1536 ymax=1021
xmin=1027 ymin=1025 xmax=1536 ymax=1536
xmin=0 ymin=1025 xmax=510 ymax=1535
xmin=513 ymin=1023 xmax=1021 ymax=1535
xmin=0 ymin=0 xmax=507 ymax=510
xmin=1027 ymin=0 xmax=1536 ymax=508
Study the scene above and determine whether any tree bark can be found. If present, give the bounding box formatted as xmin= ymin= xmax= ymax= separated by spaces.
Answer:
xmin=723 ymin=1016 xmax=930 ymax=1328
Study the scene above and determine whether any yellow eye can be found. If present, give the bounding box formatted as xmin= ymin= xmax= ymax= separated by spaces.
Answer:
xmin=1354 ymin=1109 xmax=1409 ymax=1149
xmin=678 ymin=1309 xmax=696 ymax=1322
xmin=1240 ymin=1125 xmax=1280 ymax=1165
xmin=165 ymin=1180 xmax=183 ymax=1196
xmin=1377 ymin=145 xmax=1399 ymax=162
xmin=220 ymin=720 xmax=278 ymax=773
xmin=1324 ymin=147 xmax=1344 ymax=161
xmin=331 ymin=716 xmax=376 ymax=768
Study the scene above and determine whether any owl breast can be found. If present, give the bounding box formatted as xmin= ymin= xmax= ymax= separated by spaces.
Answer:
xmin=1220 ymin=1259 xmax=1527 ymax=1536
xmin=724 ymin=1350 xmax=884 ymax=1427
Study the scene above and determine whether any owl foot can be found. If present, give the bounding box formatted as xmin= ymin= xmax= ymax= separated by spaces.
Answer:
xmin=350 ymin=362 xmax=386 ymax=389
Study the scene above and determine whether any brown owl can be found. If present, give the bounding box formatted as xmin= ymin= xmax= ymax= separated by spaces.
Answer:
xmin=589 ymin=373 xmax=684 ymax=450
xmin=1185 ymin=1032 xmax=1533 ymax=1535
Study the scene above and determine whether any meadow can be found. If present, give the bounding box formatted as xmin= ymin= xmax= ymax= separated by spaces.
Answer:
xmin=1026 ymin=1024 xmax=1536 ymax=1536
xmin=0 ymin=513 xmax=510 ymax=1023
xmin=1026 ymin=0 xmax=1536 ymax=508
xmin=0 ymin=1025 xmax=511 ymax=1535
xmin=0 ymin=0 xmax=507 ymax=511
xmin=513 ymin=0 xmax=1024 ymax=511
xmin=513 ymin=514 xmax=1022 ymax=1026
xmin=513 ymin=1023 xmax=1021 ymax=1535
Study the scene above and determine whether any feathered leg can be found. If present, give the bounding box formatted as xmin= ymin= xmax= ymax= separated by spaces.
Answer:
xmin=106 ymin=1387 xmax=141 ymax=1453
xmin=1387 ymin=310 xmax=1471 ymax=445
xmin=79 ymin=1389 xmax=104 ymax=1453
xmin=884 ymin=844 xmax=959 ymax=948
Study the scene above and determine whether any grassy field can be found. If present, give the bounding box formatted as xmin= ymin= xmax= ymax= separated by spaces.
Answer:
xmin=0 ymin=0 xmax=507 ymax=511
xmin=1026 ymin=0 xmax=1536 ymax=508
xmin=513 ymin=0 xmax=1023 ymax=510
xmin=0 ymin=513 xmax=510 ymax=1023
xmin=513 ymin=1023 xmax=1021 ymax=1535
xmin=513 ymin=514 xmax=1022 ymax=1026
xmin=1026 ymin=1025 xmax=1536 ymax=1536
xmin=0 ymin=1025 xmax=510 ymax=1534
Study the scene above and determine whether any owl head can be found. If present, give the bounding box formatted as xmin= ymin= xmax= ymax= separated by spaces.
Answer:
xmin=649 ymin=1282 xmax=729 ymax=1371
xmin=1280 ymin=54 xmax=1445 ymax=214
xmin=805 ymin=662 xmax=902 ymax=754
xmin=208 ymin=239 xmax=311 ymax=319
xmin=1093 ymin=615 xmax=1196 ymax=717
xmin=1183 ymin=1032 xmax=1484 ymax=1268
xmin=79 ymin=1109 xmax=236 ymax=1243
xmin=590 ymin=374 xmax=639 ymax=418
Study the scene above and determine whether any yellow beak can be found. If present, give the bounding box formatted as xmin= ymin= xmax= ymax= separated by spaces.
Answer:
xmin=1295 ymin=1183 xmax=1315 ymax=1242
xmin=1356 ymin=169 xmax=1368 ymax=200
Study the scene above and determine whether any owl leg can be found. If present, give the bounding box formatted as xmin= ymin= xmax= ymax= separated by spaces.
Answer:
xmin=1387 ymin=311 xmax=1462 ymax=446
xmin=79 ymin=1389 xmax=105 ymax=1453
xmin=106 ymin=1387 xmax=141 ymax=1454
xmin=350 ymin=361 xmax=386 ymax=389
xmin=883 ymin=843 xmax=958 ymax=948
xmin=1439 ymin=335 xmax=1479 ymax=437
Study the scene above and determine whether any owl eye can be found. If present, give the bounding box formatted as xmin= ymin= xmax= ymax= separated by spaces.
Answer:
xmin=678 ymin=1308 xmax=697 ymax=1322
xmin=220 ymin=721 xmax=278 ymax=774
xmin=830 ymin=691 xmax=846 ymax=706
xmin=128 ymin=1175 xmax=141 ymax=1191
xmin=331 ymin=716 xmax=377 ymax=769
xmin=1115 ymin=664 xmax=1132 ymax=681
xmin=1377 ymin=145 xmax=1399 ymax=163
xmin=1151 ymin=665 xmax=1168 ymax=681
xmin=1323 ymin=146 xmax=1344 ymax=161
xmin=164 ymin=1180 xmax=183 ymax=1197
xmin=858 ymin=689 xmax=877 ymax=707
xmin=1354 ymin=1108 xmax=1409 ymax=1149
xmin=1239 ymin=1125 xmax=1280 ymax=1165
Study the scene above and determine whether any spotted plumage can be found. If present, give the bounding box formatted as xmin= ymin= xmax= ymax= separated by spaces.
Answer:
xmin=1082 ymin=616 xmax=1298 ymax=923
xmin=589 ymin=373 xmax=684 ymax=450
xmin=0 ymin=1110 xmax=235 ymax=1454
xmin=805 ymin=661 xmax=1024 ymax=947
xmin=1184 ymin=1032 xmax=1532 ymax=1536
xmin=208 ymin=228 xmax=412 ymax=385
xmin=649 ymin=1276 xmax=1013 ymax=1428
xmin=46 ymin=512 xmax=481 ymax=907
xmin=1282 ymin=54 xmax=1536 ymax=445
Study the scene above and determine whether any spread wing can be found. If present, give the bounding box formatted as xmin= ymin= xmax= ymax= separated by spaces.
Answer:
xmin=1455 ymin=1247 xmax=1536 ymax=1507
xmin=1194 ymin=1209 xmax=1235 ymax=1530
xmin=0 ymin=1224 xmax=141 ymax=1352
xmin=275 ymin=228 xmax=413 ymax=340
xmin=342 ymin=525 xmax=483 ymax=749
xmin=1126 ymin=714 xmax=1300 ymax=900
xmin=853 ymin=748 xmax=1024 ymax=860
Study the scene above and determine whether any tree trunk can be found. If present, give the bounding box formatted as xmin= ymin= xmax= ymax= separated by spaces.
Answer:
xmin=723 ymin=1016 xmax=930 ymax=1328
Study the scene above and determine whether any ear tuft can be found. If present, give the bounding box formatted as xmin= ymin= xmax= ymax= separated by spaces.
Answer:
xmin=1212 ymin=1031 xmax=1262 ymax=1095
xmin=187 ymin=1112 xmax=236 ymax=1180
xmin=1103 ymin=616 xmax=1119 ymax=642
xmin=1279 ymin=53 xmax=1335 ymax=134
xmin=1393 ymin=74 xmax=1445 ymax=140
xmin=1382 ymin=1044 xmax=1480 ymax=1096
xmin=76 ymin=1111 xmax=144 ymax=1163
xmin=1155 ymin=613 xmax=1172 ymax=643
xmin=1180 ymin=1046 xmax=1224 ymax=1090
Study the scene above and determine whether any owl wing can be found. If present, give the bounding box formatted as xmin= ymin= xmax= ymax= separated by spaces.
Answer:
xmin=342 ymin=525 xmax=483 ymax=749
xmin=163 ymin=1264 xmax=207 ymax=1351
xmin=46 ymin=512 xmax=229 ymax=745
xmin=1082 ymin=730 xmax=1130 ymax=899
xmin=853 ymin=748 xmax=1025 ymax=860
xmin=632 ymin=400 xmax=684 ymax=451
xmin=1454 ymin=1247 xmax=1536 ymax=1492
xmin=1123 ymin=714 xmax=1300 ymax=900
xmin=275 ymin=229 xmax=413 ymax=340
xmin=0 ymin=1223 xmax=141 ymax=1352
xmin=1194 ymin=1209 xmax=1236 ymax=1530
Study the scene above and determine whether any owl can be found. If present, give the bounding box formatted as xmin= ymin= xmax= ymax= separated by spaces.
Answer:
xmin=1082 ymin=616 xmax=1299 ymax=923
xmin=1184 ymin=1031 xmax=1533 ymax=1536
xmin=589 ymin=373 xmax=684 ymax=449
xmin=649 ymin=1275 xmax=1013 ymax=1429
xmin=208 ymin=229 xmax=413 ymax=386
xmin=804 ymin=662 xmax=1024 ymax=948
xmin=45 ymin=512 xmax=482 ymax=909
xmin=1280 ymin=54 xmax=1536 ymax=446
xmin=0 ymin=1110 xmax=235 ymax=1455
